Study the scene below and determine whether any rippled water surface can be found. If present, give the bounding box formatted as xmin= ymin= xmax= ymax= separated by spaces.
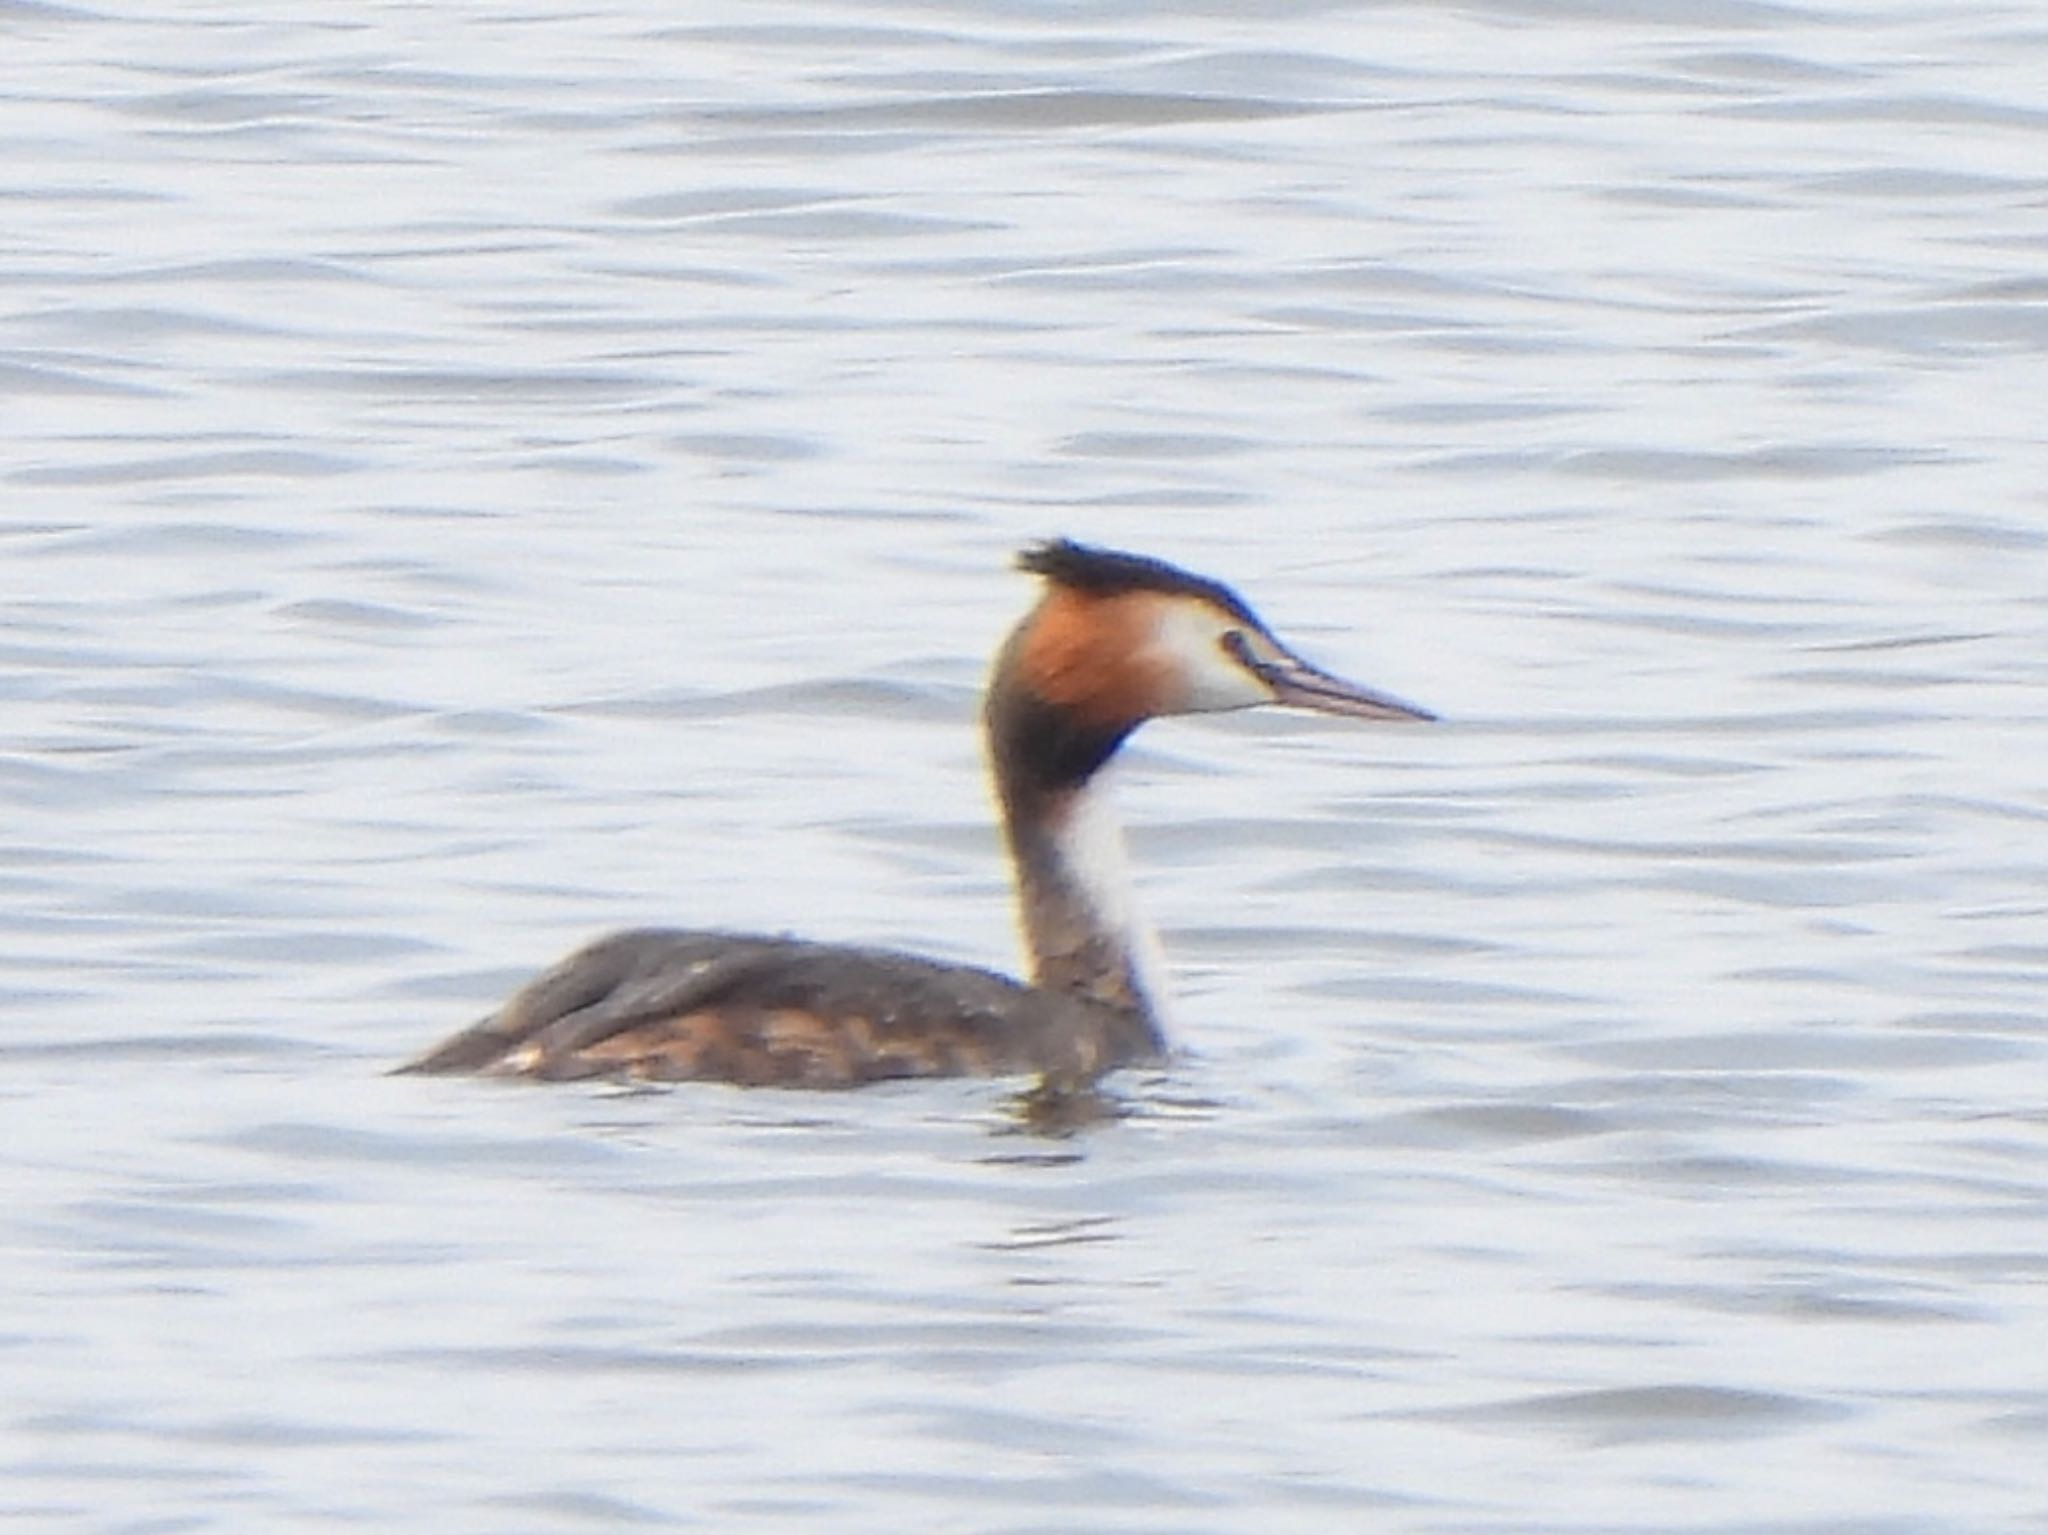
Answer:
xmin=6 ymin=2 xmax=2047 ymax=1530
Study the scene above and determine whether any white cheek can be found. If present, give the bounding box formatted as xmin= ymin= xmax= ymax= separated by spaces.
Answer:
xmin=1149 ymin=606 xmax=1270 ymax=713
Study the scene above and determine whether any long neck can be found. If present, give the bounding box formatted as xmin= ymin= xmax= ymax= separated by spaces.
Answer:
xmin=983 ymin=653 xmax=1167 ymax=1038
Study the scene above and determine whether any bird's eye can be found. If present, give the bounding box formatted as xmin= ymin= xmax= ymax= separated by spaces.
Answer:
xmin=1220 ymin=628 xmax=1282 ymax=684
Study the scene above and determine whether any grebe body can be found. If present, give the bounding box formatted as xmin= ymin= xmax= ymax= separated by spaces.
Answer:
xmin=399 ymin=540 xmax=1431 ymax=1088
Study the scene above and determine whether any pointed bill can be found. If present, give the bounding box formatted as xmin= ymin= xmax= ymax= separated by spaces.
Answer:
xmin=1241 ymin=637 xmax=1435 ymax=723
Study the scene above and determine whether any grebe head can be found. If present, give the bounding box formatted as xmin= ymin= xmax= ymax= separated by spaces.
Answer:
xmin=1005 ymin=538 xmax=1434 ymax=746
xmin=985 ymin=539 xmax=1433 ymax=1021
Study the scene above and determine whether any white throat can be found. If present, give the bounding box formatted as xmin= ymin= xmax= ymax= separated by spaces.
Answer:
xmin=1052 ymin=774 xmax=1170 ymax=1020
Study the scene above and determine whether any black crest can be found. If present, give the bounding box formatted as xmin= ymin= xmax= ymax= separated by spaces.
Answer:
xmin=1017 ymin=538 xmax=1259 ymax=625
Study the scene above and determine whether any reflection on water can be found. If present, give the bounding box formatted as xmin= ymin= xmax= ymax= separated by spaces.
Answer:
xmin=5 ymin=1 xmax=2047 ymax=1531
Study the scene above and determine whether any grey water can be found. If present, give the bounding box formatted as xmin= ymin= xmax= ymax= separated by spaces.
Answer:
xmin=5 ymin=1 xmax=2047 ymax=1530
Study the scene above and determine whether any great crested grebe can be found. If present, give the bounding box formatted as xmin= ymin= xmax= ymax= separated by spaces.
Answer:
xmin=398 ymin=539 xmax=1432 ymax=1088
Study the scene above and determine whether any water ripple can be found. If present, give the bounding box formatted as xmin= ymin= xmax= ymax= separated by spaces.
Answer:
xmin=4 ymin=3 xmax=2046 ymax=1533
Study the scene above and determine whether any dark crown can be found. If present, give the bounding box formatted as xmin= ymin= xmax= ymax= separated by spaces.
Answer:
xmin=1017 ymin=538 xmax=1258 ymax=625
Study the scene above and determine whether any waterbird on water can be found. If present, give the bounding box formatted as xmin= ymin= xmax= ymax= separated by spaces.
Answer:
xmin=398 ymin=539 xmax=1433 ymax=1089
